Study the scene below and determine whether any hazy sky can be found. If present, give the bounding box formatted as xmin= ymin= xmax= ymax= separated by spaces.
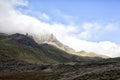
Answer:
xmin=0 ymin=0 xmax=120 ymax=57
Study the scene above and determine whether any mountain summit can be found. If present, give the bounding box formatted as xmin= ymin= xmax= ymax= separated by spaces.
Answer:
xmin=33 ymin=33 xmax=75 ymax=53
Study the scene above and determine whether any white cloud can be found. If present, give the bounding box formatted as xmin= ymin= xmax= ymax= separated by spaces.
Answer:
xmin=78 ymin=22 xmax=120 ymax=40
xmin=11 ymin=0 xmax=28 ymax=6
xmin=52 ymin=9 xmax=78 ymax=25
xmin=62 ymin=38 xmax=120 ymax=57
xmin=40 ymin=13 xmax=50 ymax=21
xmin=105 ymin=22 xmax=119 ymax=31
xmin=0 ymin=0 xmax=120 ymax=57
xmin=78 ymin=23 xmax=101 ymax=39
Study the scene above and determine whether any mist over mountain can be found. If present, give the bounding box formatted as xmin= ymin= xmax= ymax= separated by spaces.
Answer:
xmin=33 ymin=33 xmax=75 ymax=52
xmin=1 ymin=33 xmax=108 ymax=64
xmin=0 ymin=0 xmax=120 ymax=57
xmin=32 ymin=33 xmax=109 ymax=58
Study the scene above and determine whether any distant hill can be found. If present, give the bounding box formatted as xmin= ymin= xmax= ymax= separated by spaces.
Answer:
xmin=0 ymin=33 xmax=75 ymax=63
xmin=0 ymin=33 xmax=110 ymax=64
xmin=33 ymin=33 xmax=109 ymax=59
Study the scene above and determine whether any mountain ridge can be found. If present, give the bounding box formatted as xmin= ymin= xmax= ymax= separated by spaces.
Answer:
xmin=0 ymin=33 xmax=107 ymax=64
xmin=33 ymin=33 xmax=109 ymax=58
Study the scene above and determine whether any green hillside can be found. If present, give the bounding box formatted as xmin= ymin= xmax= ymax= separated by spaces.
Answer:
xmin=0 ymin=33 xmax=106 ymax=64
xmin=0 ymin=33 xmax=79 ymax=63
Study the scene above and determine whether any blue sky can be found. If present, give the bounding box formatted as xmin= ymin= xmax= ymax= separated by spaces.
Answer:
xmin=17 ymin=0 xmax=120 ymax=43
xmin=27 ymin=0 xmax=120 ymax=22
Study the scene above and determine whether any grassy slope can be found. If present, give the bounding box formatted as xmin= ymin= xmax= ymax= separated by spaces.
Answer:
xmin=0 ymin=33 xmax=104 ymax=64
xmin=48 ymin=41 xmax=109 ymax=59
xmin=0 ymin=33 xmax=76 ymax=63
